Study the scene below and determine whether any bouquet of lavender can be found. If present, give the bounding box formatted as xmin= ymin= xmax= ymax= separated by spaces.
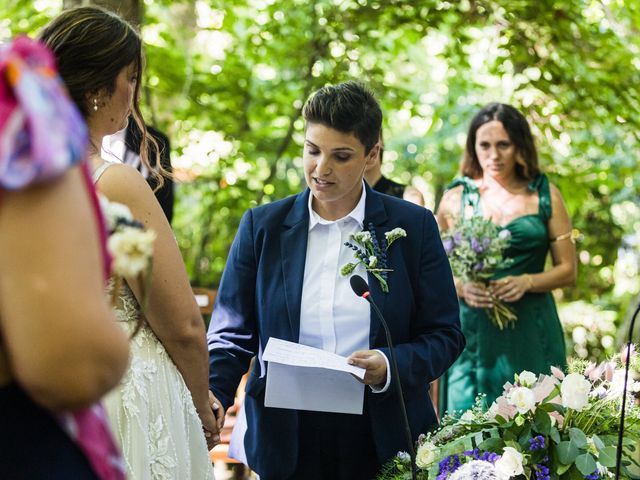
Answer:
xmin=441 ymin=216 xmax=516 ymax=329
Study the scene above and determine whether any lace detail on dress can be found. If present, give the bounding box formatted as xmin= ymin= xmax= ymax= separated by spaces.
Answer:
xmin=103 ymin=279 xmax=215 ymax=480
xmin=107 ymin=279 xmax=142 ymax=324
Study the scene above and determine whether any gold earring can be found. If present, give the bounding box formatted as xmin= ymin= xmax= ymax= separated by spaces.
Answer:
xmin=93 ymin=98 xmax=99 ymax=111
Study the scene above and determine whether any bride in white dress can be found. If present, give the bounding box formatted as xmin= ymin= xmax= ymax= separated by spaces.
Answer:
xmin=100 ymin=271 xmax=216 ymax=480
xmin=40 ymin=7 xmax=218 ymax=480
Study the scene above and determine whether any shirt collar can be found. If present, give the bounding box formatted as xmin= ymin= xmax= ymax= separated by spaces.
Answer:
xmin=307 ymin=181 xmax=366 ymax=231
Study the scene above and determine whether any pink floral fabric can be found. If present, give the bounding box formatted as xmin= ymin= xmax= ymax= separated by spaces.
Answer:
xmin=0 ymin=36 xmax=124 ymax=480
xmin=0 ymin=35 xmax=87 ymax=189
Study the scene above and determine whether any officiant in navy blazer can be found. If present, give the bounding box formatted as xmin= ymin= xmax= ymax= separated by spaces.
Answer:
xmin=207 ymin=81 xmax=464 ymax=480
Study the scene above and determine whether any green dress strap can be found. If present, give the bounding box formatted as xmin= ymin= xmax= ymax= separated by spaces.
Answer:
xmin=528 ymin=174 xmax=551 ymax=221
xmin=446 ymin=176 xmax=481 ymax=218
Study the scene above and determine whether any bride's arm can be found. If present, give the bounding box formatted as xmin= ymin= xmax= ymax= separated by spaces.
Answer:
xmin=96 ymin=164 xmax=216 ymax=434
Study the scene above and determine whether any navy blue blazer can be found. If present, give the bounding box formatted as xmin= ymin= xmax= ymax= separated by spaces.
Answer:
xmin=208 ymin=184 xmax=464 ymax=479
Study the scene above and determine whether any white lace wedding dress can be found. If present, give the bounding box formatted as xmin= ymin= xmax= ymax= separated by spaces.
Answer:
xmin=103 ymin=281 xmax=216 ymax=480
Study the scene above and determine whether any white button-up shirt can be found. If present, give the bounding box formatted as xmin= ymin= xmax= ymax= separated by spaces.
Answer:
xmin=299 ymin=185 xmax=390 ymax=393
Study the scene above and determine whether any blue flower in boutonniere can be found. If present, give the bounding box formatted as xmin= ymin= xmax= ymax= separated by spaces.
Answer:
xmin=340 ymin=223 xmax=407 ymax=293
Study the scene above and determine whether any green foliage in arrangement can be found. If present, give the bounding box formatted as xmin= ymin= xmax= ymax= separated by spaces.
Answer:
xmin=380 ymin=351 xmax=640 ymax=479
xmin=5 ymin=0 xmax=640 ymax=359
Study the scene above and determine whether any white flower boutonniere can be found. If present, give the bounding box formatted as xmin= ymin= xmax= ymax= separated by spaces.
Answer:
xmin=340 ymin=223 xmax=407 ymax=293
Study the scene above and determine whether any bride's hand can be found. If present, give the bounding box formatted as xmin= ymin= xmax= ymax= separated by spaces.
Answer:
xmin=200 ymin=409 xmax=220 ymax=450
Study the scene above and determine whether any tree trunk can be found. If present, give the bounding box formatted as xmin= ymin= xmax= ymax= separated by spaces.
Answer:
xmin=62 ymin=0 xmax=142 ymax=27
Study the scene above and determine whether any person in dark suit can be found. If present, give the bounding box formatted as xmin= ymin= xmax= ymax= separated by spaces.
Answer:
xmin=123 ymin=119 xmax=175 ymax=224
xmin=103 ymin=117 xmax=174 ymax=224
xmin=364 ymin=131 xmax=405 ymax=198
xmin=207 ymin=81 xmax=464 ymax=480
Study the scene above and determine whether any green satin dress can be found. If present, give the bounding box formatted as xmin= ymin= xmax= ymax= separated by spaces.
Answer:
xmin=440 ymin=174 xmax=567 ymax=414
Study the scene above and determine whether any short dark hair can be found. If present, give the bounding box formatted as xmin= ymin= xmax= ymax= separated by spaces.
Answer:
xmin=461 ymin=103 xmax=539 ymax=180
xmin=302 ymin=81 xmax=382 ymax=154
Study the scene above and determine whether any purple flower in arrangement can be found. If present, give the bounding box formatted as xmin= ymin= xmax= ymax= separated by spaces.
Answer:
xmin=443 ymin=237 xmax=455 ymax=254
xmin=478 ymin=451 xmax=500 ymax=463
xmin=533 ymin=456 xmax=551 ymax=480
xmin=534 ymin=463 xmax=551 ymax=480
xmin=471 ymin=237 xmax=485 ymax=253
xmin=473 ymin=261 xmax=485 ymax=271
xmin=482 ymin=237 xmax=491 ymax=249
xmin=464 ymin=448 xmax=480 ymax=458
xmin=463 ymin=448 xmax=500 ymax=464
xmin=437 ymin=454 xmax=462 ymax=479
xmin=453 ymin=232 xmax=463 ymax=245
xmin=528 ymin=435 xmax=545 ymax=451
xmin=584 ymin=472 xmax=599 ymax=480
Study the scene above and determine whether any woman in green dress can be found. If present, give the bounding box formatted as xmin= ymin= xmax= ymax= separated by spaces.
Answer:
xmin=436 ymin=103 xmax=577 ymax=414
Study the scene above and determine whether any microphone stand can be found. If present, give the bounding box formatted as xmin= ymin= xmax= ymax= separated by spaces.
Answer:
xmin=614 ymin=301 xmax=640 ymax=480
xmin=365 ymin=297 xmax=418 ymax=480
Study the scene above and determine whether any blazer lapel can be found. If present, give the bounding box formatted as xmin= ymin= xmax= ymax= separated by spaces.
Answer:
xmin=280 ymin=189 xmax=311 ymax=342
xmin=362 ymin=184 xmax=389 ymax=347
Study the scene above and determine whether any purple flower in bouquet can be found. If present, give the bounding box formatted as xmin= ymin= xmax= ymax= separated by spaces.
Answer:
xmin=441 ymin=216 xmax=516 ymax=329
xmin=473 ymin=261 xmax=485 ymax=271
xmin=471 ymin=237 xmax=485 ymax=253
xmin=443 ymin=237 xmax=454 ymax=254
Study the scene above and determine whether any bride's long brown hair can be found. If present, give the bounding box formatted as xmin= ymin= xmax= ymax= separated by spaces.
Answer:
xmin=38 ymin=6 xmax=168 ymax=190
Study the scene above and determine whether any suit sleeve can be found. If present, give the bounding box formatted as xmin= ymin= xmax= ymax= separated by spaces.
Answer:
xmin=207 ymin=209 xmax=259 ymax=410
xmin=379 ymin=209 xmax=464 ymax=393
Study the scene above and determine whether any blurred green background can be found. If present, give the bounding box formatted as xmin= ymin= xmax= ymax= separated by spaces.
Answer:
xmin=4 ymin=0 xmax=640 ymax=362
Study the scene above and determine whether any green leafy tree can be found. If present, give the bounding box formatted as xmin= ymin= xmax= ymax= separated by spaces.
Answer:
xmin=5 ymin=0 xmax=640 ymax=356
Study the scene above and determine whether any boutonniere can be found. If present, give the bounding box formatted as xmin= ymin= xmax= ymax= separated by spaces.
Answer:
xmin=340 ymin=223 xmax=407 ymax=293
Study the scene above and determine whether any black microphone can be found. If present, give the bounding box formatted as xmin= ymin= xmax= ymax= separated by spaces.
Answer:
xmin=350 ymin=275 xmax=417 ymax=480
xmin=615 ymin=301 xmax=640 ymax=479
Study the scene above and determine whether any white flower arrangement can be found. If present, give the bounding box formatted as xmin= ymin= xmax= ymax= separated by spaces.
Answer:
xmin=98 ymin=194 xmax=156 ymax=278
xmin=381 ymin=347 xmax=640 ymax=480
xmin=98 ymin=195 xmax=156 ymax=313
xmin=449 ymin=459 xmax=503 ymax=480
xmin=107 ymin=227 xmax=156 ymax=278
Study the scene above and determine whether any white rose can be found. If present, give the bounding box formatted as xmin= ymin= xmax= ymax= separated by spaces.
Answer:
xmin=561 ymin=373 xmax=592 ymax=411
xmin=508 ymin=387 xmax=536 ymax=414
xmin=495 ymin=447 xmax=524 ymax=478
xmin=518 ymin=370 xmax=537 ymax=387
xmin=108 ymin=227 xmax=156 ymax=277
xmin=415 ymin=441 xmax=437 ymax=469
